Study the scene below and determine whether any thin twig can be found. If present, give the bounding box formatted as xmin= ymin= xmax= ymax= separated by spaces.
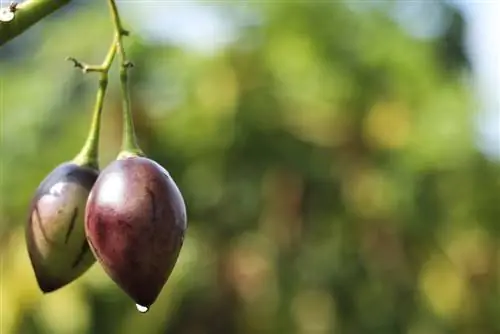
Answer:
xmin=71 ymin=34 xmax=119 ymax=167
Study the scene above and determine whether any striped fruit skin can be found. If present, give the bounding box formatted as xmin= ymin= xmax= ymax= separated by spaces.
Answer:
xmin=85 ymin=156 xmax=187 ymax=308
xmin=26 ymin=162 xmax=99 ymax=293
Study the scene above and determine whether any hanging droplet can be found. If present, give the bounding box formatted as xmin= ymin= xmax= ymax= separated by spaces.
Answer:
xmin=0 ymin=8 xmax=14 ymax=22
xmin=136 ymin=304 xmax=149 ymax=313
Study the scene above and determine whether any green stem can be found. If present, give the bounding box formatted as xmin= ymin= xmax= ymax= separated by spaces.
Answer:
xmin=117 ymin=65 xmax=143 ymax=158
xmin=0 ymin=0 xmax=73 ymax=47
xmin=107 ymin=0 xmax=144 ymax=159
xmin=72 ymin=37 xmax=118 ymax=168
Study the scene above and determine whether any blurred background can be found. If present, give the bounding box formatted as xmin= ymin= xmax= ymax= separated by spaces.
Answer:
xmin=1 ymin=0 xmax=500 ymax=333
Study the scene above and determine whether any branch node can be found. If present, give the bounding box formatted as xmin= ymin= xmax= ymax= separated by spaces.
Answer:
xmin=9 ymin=2 xmax=18 ymax=13
xmin=0 ymin=0 xmax=72 ymax=46
xmin=66 ymin=57 xmax=106 ymax=74
xmin=67 ymin=57 xmax=86 ymax=70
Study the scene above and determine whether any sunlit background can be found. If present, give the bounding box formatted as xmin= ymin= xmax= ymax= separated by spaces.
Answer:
xmin=1 ymin=0 xmax=500 ymax=333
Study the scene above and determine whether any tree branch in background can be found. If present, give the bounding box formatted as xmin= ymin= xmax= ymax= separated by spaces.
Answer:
xmin=0 ymin=0 xmax=73 ymax=47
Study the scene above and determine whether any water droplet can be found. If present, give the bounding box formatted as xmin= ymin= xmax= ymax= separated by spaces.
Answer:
xmin=136 ymin=304 xmax=149 ymax=313
xmin=0 ymin=8 xmax=14 ymax=22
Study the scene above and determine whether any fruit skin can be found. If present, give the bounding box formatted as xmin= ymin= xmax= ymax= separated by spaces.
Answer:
xmin=85 ymin=156 xmax=187 ymax=308
xmin=26 ymin=162 xmax=99 ymax=293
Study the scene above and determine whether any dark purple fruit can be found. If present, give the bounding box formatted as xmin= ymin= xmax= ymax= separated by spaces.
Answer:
xmin=26 ymin=162 xmax=99 ymax=293
xmin=84 ymin=156 xmax=187 ymax=308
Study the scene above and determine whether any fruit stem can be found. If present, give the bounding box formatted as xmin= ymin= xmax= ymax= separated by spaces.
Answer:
xmin=107 ymin=0 xmax=144 ymax=159
xmin=72 ymin=35 xmax=118 ymax=168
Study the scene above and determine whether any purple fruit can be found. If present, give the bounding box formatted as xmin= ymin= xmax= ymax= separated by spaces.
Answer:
xmin=84 ymin=156 xmax=187 ymax=308
xmin=26 ymin=162 xmax=99 ymax=293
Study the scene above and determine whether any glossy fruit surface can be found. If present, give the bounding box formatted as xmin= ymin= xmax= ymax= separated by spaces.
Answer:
xmin=26 ymin=162 xmax=99 ymax=293
xmin=85 ymin=156 xmax=187 ymax=307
